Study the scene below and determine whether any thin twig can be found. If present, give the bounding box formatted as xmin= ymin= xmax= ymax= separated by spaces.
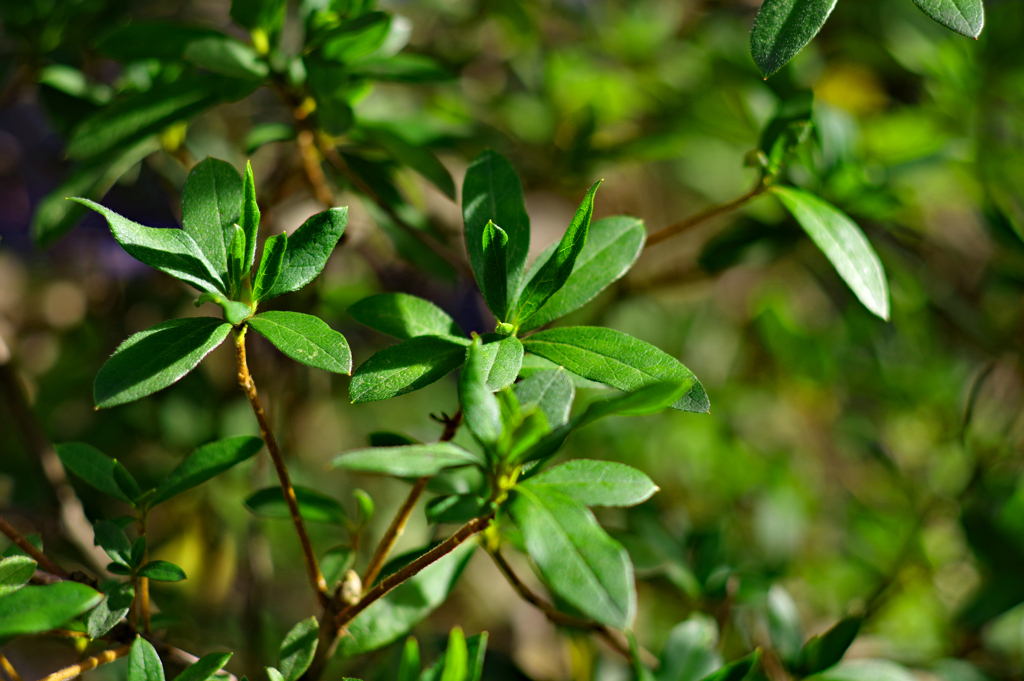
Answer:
xmin=234 ymin=329 xmax=329 ymax=607
xmin=296 ymin=129 xmax=336 ymax=208
xmin=137 ymin=516 xmax=151 ymax=635
xmin=0 ymin=654 xmax=24 ymax=681
xmin=645 ymin=181 xmax=767 ymax=249
xmin=32 ymin=569 xmax=65 ymax=585
xmin=0 ymin=515 xmax=69 ymax=579
xmin=487 ymin=547 xmax=657 ymax=668
xmin=36 ymin=645 xmax=130 ymax=681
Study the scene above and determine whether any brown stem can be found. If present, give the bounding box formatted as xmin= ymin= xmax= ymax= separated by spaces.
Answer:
xmin=234 ymin=329 xmax=329 ymax=607
xmin=138 ymin=517 xmax=150 ymax=635
xmin=36 ymin=645 xmax=130 ymax=681
xmin=645 ymin=181 xmax=767 ymax=249
xmin=487 ymin=548 xmax=656 ymax=668
xmin=296 ymin=128 xmax=336 ymax=208
xmin=32 ymin=570 xmax=65 ymax=585
xmin=0 ymin=515 xmax=69 ymax=579
xmin=360 ymin=477 xmax=430 ymax=590
xmin=0 ymin=654 xmax=24 ymax=681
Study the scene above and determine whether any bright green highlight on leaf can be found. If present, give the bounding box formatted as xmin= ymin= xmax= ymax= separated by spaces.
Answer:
xmin=331 ymin=442 xmax=484 ymax=478
xmin=349 ymin=293 xmax=463 ymax=341
xmin=514 ymin=369 xmax=575 ymax=427
xmin=459 ymin=337 xmax=502 ymax=447
xmin=912 ymin=0 xmax=984 ymax=38
xmin=0 ymin=583 xmax=103 ymax=640
xmin=249 ymin=311 xmax=352 ymax=374
xmin=129 ymin=636 xmax=165 ymax=681
xmin=524 ymin=459 xmax=658 ymax=507
xmin=749 ymin=0 xmax=839 ymax=78
xmin=180 ymin=157 xmax=243 ymax=280
xmin=0 ymin=556 xmax=36 ymax=597
xmin=137 ymin=560 xmax=187 ymax=582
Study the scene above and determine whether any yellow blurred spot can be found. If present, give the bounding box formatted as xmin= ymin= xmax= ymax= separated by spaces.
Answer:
xmin=251 ymin=28 xmax=270 ymax=56
xmin=160 ymin=122 xmax=189 ymax=153
xmin=815 ymin=64 xmax=888 ymax=117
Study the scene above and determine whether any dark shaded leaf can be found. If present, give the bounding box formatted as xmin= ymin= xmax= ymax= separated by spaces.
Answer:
xmin=349 ymin=335 xmax=470 ymax=403
xmin=86 ymin=582 xmax=134 ymax=639
xmin=481 ymin=221 xmax=509 ymax=320
xmin=244 ymin=486 xmax=349 ymax=525
xmin=460 ymin=337 xmax=502 ymax=447
xmin=184 ymin=37 xmax=269 ymax=80
xmin=151 ymin=435 xmax=264 ymax=507
xmin=797 ymin=616 xmax=862 ymax=675
xmin=56 ymin=442 xmax=134 ymax=504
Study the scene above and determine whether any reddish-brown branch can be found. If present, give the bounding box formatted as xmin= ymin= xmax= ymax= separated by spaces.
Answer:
xmin=0 ymin=515 xmax=69 ymax=579
xmin=645 ymin=181 xmax=767 ymax=249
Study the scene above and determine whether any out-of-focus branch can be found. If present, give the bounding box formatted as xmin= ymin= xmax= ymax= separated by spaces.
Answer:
xmin=36 ymin=646 xmax=130 ymax=681
xmin=0 ymin=653 xmax=24 ymax=681
xmin=646 ymin=180 xmax=767 ymax=248
xmin=0 ymin=515 xmax=68 ymax=579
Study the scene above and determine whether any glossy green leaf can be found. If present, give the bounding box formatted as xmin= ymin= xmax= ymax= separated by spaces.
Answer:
xmin=425 ymin=495 xmax=488 ymax=525
xmin=522 ymin=326 xmax=710 ymax=413
xmin=94 ymin=519 xmax=133 ymax=567
xmin=226 ymin=225 xmax=246 ymax=295
xmin=524 ymin=460 xmax=658 ymax=507
xmin=513 ymin=181 xmax=601 ymax=326
xmin=699 ymin=650 xmax=760 ymax=681
xmin=244 ymin=123 xmax=296 ymax=154
xmin=520 ymin=216 xmax=646 ymax=331
xmin=174 ymin=652 xmax=234 ymax=681
xmin=749 ymin=0 xmax=838 ymax=78
xmin=73 ymin=199 xmax=226 ymax=294
xmin=129 ymin=636 xmax=165 ymax=681
xmin=96 ymin=22 xmax=225 ymax=62
xmin=797 ymin=616 xmax=862 ymax=675
xmin=138 ymin=560 xmax=187 ymax=582
xmin=514 ymin=369 xmax=575 ymax=427
xmin=244 ymin=486 xmax=349 ymax=525
xmin=249 ymin=311 xmax=351 ymax=374
xmin=338 ymin=542 xmax=475 ymax=657
xmin=398 ymin=637 xmax=420 ymax=681
xmin=252 ymin=233 xmax=287 ymax=303
xmin=354 ymin=489 xmax=375 ymax=526
xmin=56 ymin=442 xmax=134 ymax=504
xmin=912 ymin=0 xmax=984 ymax=38
xmin=0 ymin=557 xmax=36 ymax=597
xmin=460 ymin=338 xmax=502 ymax=446
xmin=804 ymin=660 xmax=917 ymax=681
xmin=267 ymin=668 xmax=285 ymax=681
xmin=263 ymin=207 xmax=348 ymax=299
xmin=347 ymin=54 xmax=452 ymax=83
xmin=94 ymin=317 xmax=233 ymax=408
xmin=575 ymin=381 xmax=691 ymax=426
xmin=151 ymin=435 xmax=263 ymax=507
xmin=113 ymin=462 xmax=143 ymax=504
xmin=768 ymin=585 xmax=803 ymax=667
xmin=66 ymin=74 xmax=254 ymax=161
xmin=466 ymin=632 xmax=488 ymax=681
xmin=130 ymin=537 xmax=147 ymax=571
xmin=440 ymin=627 xmax=467 ymax=681
xmin=330 ymin=442 xmax=483 ymax=478
xmin=478 ymin=335 xmax=523 ymax=391
xmin=241 ymin=161 xmax=260 ymax=272
xmin=230 ymin=0 xmax=285 ymax=32
xmin=656 ymin=615 xmax=722 ymax=681
xmin=319 ymin=13 xmax=391 ymax=63
xmin=508 ymin=486 xmax=635 ymax=629
xmin=362 ymin=126 xmax=455 ymax=200
xmin=279 ymin=617 xmax=319 ymax=681
xmin=348 ymin=293 xmax=464 ymax=341
xmin=463 ymin=151 xmax=531 ymax=304
xmin=772 ymin=186 xmax=890 ymax=320
xmin=0 ymin=583 xmax=103 ymax=640
xmin=349 ymin=335 xmax=470 ymax=403
xmin=481 ymin=221 xmax=509 ymax=320
xmin=195 ymin=291 xmax=251 ymax=326
xmin=184 ymin=37 xmax=269 ymax=80
xmin=86 ymin=582 xmax=134 ymax=639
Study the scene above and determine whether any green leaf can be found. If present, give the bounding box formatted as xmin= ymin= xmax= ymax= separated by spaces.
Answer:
xmin=0 ymin=557 xmax=36 ymax=597
xmin=252 ymin=233 xmax=287 ymax=303
xmin=520 ymin=216 xmax=646 ymax=331
xmin=481 ymin=222 xmax=509 ymax=320
xmin=767 ymin=585 xmax=803 ymax=668
xmin=362 ymin=126 xmax=456 ymax=200
xmin=195 ymin=292 xmax=252 ymax=326
xmin=130 ymin=537 xmax=147 ymax=571
xmin=398 ymin=637 xmax=420 ymax=681
xmin=94 ymin=520 xmax=133 ymax=567
xmin=137 ymin=560 xmax=187 ymax=582
xmin=94 ymin=317 xmax=233 ymax=409
xmin=230 ymin=0 xmax=285 ymax=32
xmin=463 ymin=151 xmax=531 ymax=305
xmin=267 ymin=668 xmax=285 ymax=681
xmin=911 ymin=0 xmax=984 ymax=38
xmin=319 ymin=13 xmax=392 ymax=63
xmin=96 ymin=22 xmax=225 ymax=62
xmin=73 ymin=199 xmax=226 ymax=294
xmin=245 ymin=123 xmax=296 ymax=154
xmin=699 ymin=650 xmax=760 ymax=681
xmin=347 ymin=54 xmax=452 ymax=83
xmin=759 ymin=92 xmax=815 ymax=177
xmin=466 ymin=633 xmax=488 ymax=681
xmin=1 ymin=535 xmax=41 ymax=559
xmin=507 ymin=486 xmax=635 ymax=629
xmin=513 ymin=181 xmax=601 ymax=326
xmin=107 ymin=563 xmax=133 ymax=576
xmin=771 ymin=186 xmax=890 ymax=320
xmin=349 ymin=294 xmax=464 ymax=341
xmin=522 ymin=326 xmax=710 ymax=413
xmin=797 ymin=616 xmax=862 ymax=676
xmin=478 ymin=335 xmax=523 ymax=391
xmin=804 ymin=660 xmax=917 ymax=681
xmin=244 ymin=486 xmax=349 ymax=525
xmin=354 ymin=489 xmax=375 ymax=526
xmin=330 ymin=443 xmax=483 ymax=478
xmin=249 ymin=311 xmax=352 ymax=374
xmin=184 ymin=37 xmax=269 ymax=80
xmin=226 ymin=225 xmax=247 ymax=295
xmin=180 ymin=157 xmax=242 ymax=281
xmin=66 ymin=73 xmax=255 ymax=161
xmin=440 ymin=627 xmax=467 ymax=681
xmin=349 ymin=335 xmax=470 ymax=403
xmin=0 ymin=583 xmax=103 ymax=640
xmin=656 ymin=615 xmax=722 ymax=681
xmin=425 ymin=495 xmax=488 ymax=525
xmin=514 ymin=369 xmax=574 ymax=427
xmin=129 ymin=636 xmax=165 ymax=681
xmin=338 ymin=542 xmax=475 ymax=657
xmin=749 ymin=0 xmax=838 ymax=79
xmin=241 ymin=161 xmax=261 ymax=272
xmin=151 ymin=435 xmax=263 ymax=507
xmin=575 ymin=382 xmax=691 ymax=427
xmin=113 ymin=462 xmax=143 ymax=504
xmin=174 ymin=652 xmax=234 ymax=681
xmin=279 ymin=617 xmax=319 ymax=681
xmin=321 ymin=546 xmax=356 ymax=589
xmin=460 ymin=338 xmax=502 ymax=447
xmin=263 ymin=207 xmax=348 ymax=300
xmin=86 ymin=583 xmax=134 ymax=639
xmin=524 ymin=460 xmax=658 ymax=508
xmin=56 ymin=442 xmax=134 ymax=504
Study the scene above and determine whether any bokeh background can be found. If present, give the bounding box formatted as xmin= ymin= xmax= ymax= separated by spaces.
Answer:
xmin=2 ymin=0 xmax=1024 ymax=679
